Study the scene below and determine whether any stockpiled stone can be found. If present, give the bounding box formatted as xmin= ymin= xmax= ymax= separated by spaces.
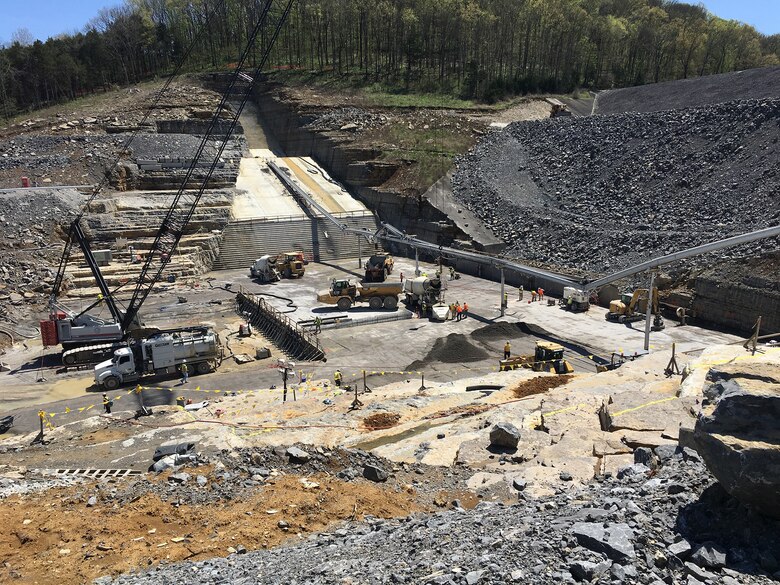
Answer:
xmin=452 ymin=99 xmax=780 ymax=277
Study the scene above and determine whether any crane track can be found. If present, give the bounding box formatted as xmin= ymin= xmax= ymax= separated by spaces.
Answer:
xmin=62 ymin=343 xmax=122 ymax=366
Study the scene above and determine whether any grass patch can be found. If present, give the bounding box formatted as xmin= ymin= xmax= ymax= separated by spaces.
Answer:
xmin=367 ymin=120 xmax=478 ymax=190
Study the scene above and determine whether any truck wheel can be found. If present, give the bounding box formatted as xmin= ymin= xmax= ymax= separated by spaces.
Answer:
xmin=383 ymin=296 xmax=398 ymax=309
xmin=337 ymin=298 xmax=352 ymax=311
xmin=369 ymin=297 xmax=383 ymax=310
xmin=196 ymin=361 xmax=211 ymax=375
xmin=103 ymin=376 xmax=120 ymax=391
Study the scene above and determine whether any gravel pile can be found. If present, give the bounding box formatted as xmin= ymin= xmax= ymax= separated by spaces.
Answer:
xmin=105 ymin=447 xmax=780 ymax=584
xmin=0 ymin=188 xmax=85 ymax=322
xmin=451 ymin=98 xmax=780 ymax=277
xmin=0 ymin=135 xmax=122 ymax=180
xmin=596 ymin=66 xmax=780 ymax=115
xmin=305 ymin=107 xmax=389 ymax=132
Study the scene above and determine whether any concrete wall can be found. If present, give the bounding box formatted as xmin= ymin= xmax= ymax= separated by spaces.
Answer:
xmin=692 ymin=278 xmax=779 ymax=335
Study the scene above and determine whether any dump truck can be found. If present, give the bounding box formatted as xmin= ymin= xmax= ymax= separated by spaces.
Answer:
xmin=317 ymin=279 xmax=402 ymax=311
xmin=559 ymin=287 xmax=590 ymax=312
xmin=364 ymin=253 xmax=394 ymax=283
xmin=277 ymin=251 xmax=305 ymax=278
xmin=499 ymin=341 xmax=574 ymax=374
xmin=249 ymin=255 xmax=281 ymax=283
xmin=94 ymin=326 xmax=223 ymax=390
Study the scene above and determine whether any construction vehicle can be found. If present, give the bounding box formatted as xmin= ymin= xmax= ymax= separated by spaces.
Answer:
xmin=42 ymin=2 xmax=293 ymax=366
xmin=546 ymin=97 xmax=573 ymax=117
xmin=499 ymin=341 xmax=574 ymax=374
xmin=403 ymin=276 xmax=443 ymax=308
xmin=277 ymin=251 xmax=305 ymax=278
xmin=250 ymin=255 xmax=281 ymax=283
xmin=364 ymin=253 xmax=394 ymax=283
xmin=606 ymin=288 xmax=665 ymax=330
xmin=403 ymin=275 xmax=449 ymax=320
xmin=94 ymin=326 xmax=222 ymax=390
xmin=317 ymin=279 xmax=402 ymax=311
xmin=559 ymin=286 xmax=590 ymax=312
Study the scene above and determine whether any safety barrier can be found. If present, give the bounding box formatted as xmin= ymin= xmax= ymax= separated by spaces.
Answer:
xmin=236 ymin=292 xmax=325 ymax=361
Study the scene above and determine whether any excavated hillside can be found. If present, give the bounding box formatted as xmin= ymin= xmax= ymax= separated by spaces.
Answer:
xmin=452 ymin=98 xmax=780 ymax=278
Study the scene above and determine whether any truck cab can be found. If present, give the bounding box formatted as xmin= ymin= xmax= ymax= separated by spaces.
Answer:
xmin=331 ymin=279 xmax=357 ymax=298
xmin=94 ymin=347 xmax=137 ymax=390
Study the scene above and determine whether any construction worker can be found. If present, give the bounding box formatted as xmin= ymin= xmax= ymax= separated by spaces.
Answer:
xmin=462 ymin=302 xmax=469 ymax=319
xmin=531 ymin=290 xmax=537 ymax=302
xmin=503 ymin=341 xmax=511 ymax=359
xmin=102 ymin=393 xmax=113 ymax=414
xmin=449 ymin=266 xmax=456 ymax=280
xmin=538 ymin=287 xmax=545 ymax=300
xmin=503 ymin=292 xmax=508 ymax=308
xmin=334 ymin=369 xmax=342 ymax=388
xmin=314 ymin=316 xmax=322 ymax=334
xmin=400 ymin=272 xmax=405 ymax=283
xmin=179 ymin=360 xmax=189 ymax=384
xmin=518 ymin=286 xmax=524 ymax=300
xmin=455 ymin=302 xmax=462 ymax=321
xmin=449 ymin=303 xmax=456 ymax=319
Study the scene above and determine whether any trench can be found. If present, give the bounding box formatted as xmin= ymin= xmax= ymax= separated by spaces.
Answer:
xmin=352 ymin=420 xmax=444 ymax=451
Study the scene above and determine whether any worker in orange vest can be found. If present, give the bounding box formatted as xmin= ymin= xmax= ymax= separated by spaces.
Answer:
xmin=462 ymin=302 xmax=469 ymax=319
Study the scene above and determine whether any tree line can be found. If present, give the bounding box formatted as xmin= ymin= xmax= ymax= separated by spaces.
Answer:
xmin=1 ymin=0 xmax=779 ymax=117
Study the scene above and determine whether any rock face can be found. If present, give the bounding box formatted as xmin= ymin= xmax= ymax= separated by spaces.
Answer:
xmin=693 ymin=364 xmax=780 ymax=519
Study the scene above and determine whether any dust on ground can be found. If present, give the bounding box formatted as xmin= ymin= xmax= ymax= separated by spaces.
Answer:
xmin=0 ymin=472 xmax=424 ymax=584
xmin=363 ymin=412 xmax=402 ymax=430
xmin=424 ymin=403 xmax=493 ymax=420
xmin=509 ymin=374 xmax=574 ymax=399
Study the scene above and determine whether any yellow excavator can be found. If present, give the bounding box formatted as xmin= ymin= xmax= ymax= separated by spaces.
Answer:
xmin=606 ymin=288 xmax=665 ymax=330
xmin=499 ymin=341 xmax=574 ymax=374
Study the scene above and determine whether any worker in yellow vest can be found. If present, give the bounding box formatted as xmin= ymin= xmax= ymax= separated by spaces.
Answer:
xmin=334 ymin=369 xmax=342 ymax=388
xmin=503 ymin=341 xmax=511 ymax=359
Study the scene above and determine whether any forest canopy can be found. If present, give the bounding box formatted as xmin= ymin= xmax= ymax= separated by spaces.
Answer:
xmin=1 ymin=0 xmax=778 ymax=117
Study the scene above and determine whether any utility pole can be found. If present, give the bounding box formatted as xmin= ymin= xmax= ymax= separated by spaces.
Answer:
xmin=415 ymin=247 xmax=420 ymax=276
xmin=643 ymin=271 xmax=656 ymax=351
xmin=500 ymin=268 xmax=506 ymax=317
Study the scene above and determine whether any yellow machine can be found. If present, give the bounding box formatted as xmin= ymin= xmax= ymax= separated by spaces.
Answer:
xmin=277 ymin=251 xmax=305 ymax=278
xmin=364 ymin=253 xmax=394 ymax=283
xmin=606 ymin=288 xmax=665 ymax=330
xmin=499 ymin=341 xmax=574 ymax=374
xmin=317 ymin=279 xmax=402 ymax=311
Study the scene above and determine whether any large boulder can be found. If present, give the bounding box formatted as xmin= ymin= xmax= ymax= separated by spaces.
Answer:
xmin=489 ymin=422 xmax=521 ymax=450
xmin=693 ymin=364 xmax=780 ymax=519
